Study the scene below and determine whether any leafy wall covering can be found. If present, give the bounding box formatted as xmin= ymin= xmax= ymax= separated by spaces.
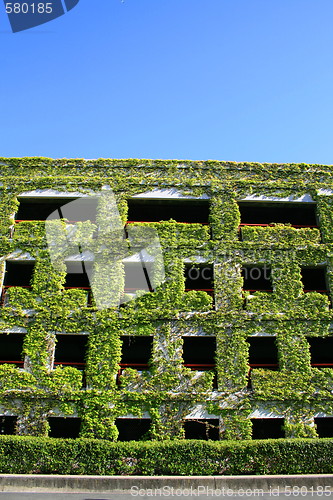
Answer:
xmin=0 ymin=157 xmax=332 ymax=440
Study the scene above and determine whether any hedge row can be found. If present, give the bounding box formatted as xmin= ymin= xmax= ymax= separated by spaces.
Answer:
xmin=0 ymin=436 xmax=333 ymax=475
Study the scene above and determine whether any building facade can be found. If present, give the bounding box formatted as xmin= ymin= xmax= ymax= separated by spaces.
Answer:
xmin=0 ymin=158 xmax=332 ymax=440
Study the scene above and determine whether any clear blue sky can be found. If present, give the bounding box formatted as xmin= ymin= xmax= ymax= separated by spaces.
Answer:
xmin=0 ymin=0 xmax=332 ymax=164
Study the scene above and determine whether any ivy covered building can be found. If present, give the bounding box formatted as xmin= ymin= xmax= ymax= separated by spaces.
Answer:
xmin=0 ymin=158 xmax=333 ymax=441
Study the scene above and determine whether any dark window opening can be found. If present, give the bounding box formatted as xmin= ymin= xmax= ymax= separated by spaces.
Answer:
xmin=183 ymin=336 xmax=217 ymax=390
xmin=54 ymin=335 xmax=87 ymax=370
xmin=127 ymin=199 xmax=210 ymax=224
xmin=116 ymin=418 xmax=151 ymax=441
xmin=238 ymin=202 xmax=317 ymax=227
xmin=48 ymin=417 xmax=81 ymax=438
xmin=120 ymin=336 xmax=152 ymax=368
xmin=16 ymin=197 xmax=97 ymax=222
xmin=3 ymin=261 xmax=34 ymax=287
xmin=0 ymin=416 xmax=17 ymax=435
xmin=2 ymin=261 xmax=35 ymax=306
xmin=301 ymin=267 xmax=328 ymax=293
xmin=118 ymin=336 xmax=152 ymax=385
xmin=251 ymin=418 xmax=285 ymax=439
xmin=65 ymin=262 xmax=92 ymax=304
xmin=307 ymin=337 xmax=333 ymax=368
xmin=182 ymin=336 xmax=216 ymax=366
xmin=124 ymin=263 xmax=154 ymax=293
xmin=184 ymin=419 xmax=219 ymax=440
xmin=184 ymin=264 xmax=214 ymax=296
xmin=247 ymin=337 xmax=278 ymax=369
xmin=315 ymin=418 xmax=333 ymax=438
xmin=242 ymin=265 xmax=272 ymax=292
xmin=0 ymin=334 xmax=24 ymax=367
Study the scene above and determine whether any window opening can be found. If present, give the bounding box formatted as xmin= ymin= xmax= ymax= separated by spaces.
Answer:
xmin=0 ymin=416 xmax=17 ymax=435
xmin=127 ymin=199 xmax=209 ymax=224
xmin=301 ymin=267 xmax=328 ymax=293
xmin=115 ymin=418 xmax=151 ymax=441
xmin=251 ymin=418 xmax=285 ymax=439
xmin=184 ymin=264 xmax=214 ymax=297
xmin=242 ymin=265 xmax=272 ymax=292
xmin=48 ymin=417 xmax=81 ymax=438
xmin=65 ymin=262 xmax=92 ymax=305
xmin=0 ymin=334 xmax=24 ymax=367
xmin=182 ymin=336 xmax=217 ymax=388
xmin=118 ymin=336 xmax=152 ymax=384
xmin=315 ymin=417 xmax=333 ymax=437
xmin=2 ymin=261 xmax=35 ymax=306
xmin=54 ymin=335 xmax=87 ymax=370
xmin=307 ymin=337 xmax=333 ymax=368
xmin=247 ymin=337 xmax=278 ymax=389
xmin=124 ymin=263 xmax=154 ymax=293
xmin=184 ymin=419 xmax=219 ymax=440
xmin=15 ymin=197 xmax=97 ymax=223
xmin=238 ymin=202 xmax=317 ymax=227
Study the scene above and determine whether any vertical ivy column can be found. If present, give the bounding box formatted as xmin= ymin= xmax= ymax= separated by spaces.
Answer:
xmin=317 ymin=195 xmax=333 ymax=243
xmin=0 ymin=191 xmax=18 ymax=257
xmin=221 ymin=411 xmax=252 ymax=440
xmin=215 ymin=324 xmax=249 ymax=391
xmin=148 ymin=323 xmax=212 ymax=439
xmin=277 ymin=327 xmax=312 ymax=376
xmin=84 ymin=315 xmax=121 ymax=390
xmin=284 ymin=411 xmax=318 ymax=438
xmin=81 ymin=315 xmax=121 ymax=440
xmin=213 ymin=257 xmax=244 ymax=312
xmin=209 ymin=194 xmax=240 ymax=241
xmin=16 ymin=400 xmax=50 ymax=437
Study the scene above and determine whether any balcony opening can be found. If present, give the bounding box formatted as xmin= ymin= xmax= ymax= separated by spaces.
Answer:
xmin=48 ymin=417 xmax=81 ymax=438
xmin=54 ymin=334 xmax=87 ymax=370
xmin=251 ymin=418 xmax=285 ymax=439
xmin=118 ymin=336 xmax=153 ymax=384
xmin=184 ymin=419 xmax=219 ymax=440
xmin=307 ymin=337 xmax=333 ymax=368
xmin=315 ymin=418 xmax=333 ymax=438
xmin=127 ymin=199 xmax=210 ymax=224
xmin=124 ymin=262 xmax=154 ymax=293
xmin=16 ymin=197 xmax=97 ymax=223
xmin=3 ymin=261 xmax=34 ymax=287
xmin=301 ymin=267 xmax=328 ymax=293
xmin=2 ymin=261 xmax=35 ymax=305
xmin=65 ymin=262 xmax=92 ymax=304
xmin=0 ymin=334 xmax=24 ymax=367
xmin=238 ymin=202 xmax=317 ymax=227
xmin=242 ymin=265 xmax=272 ymax=292
xmin=182 ymin=337 xmax=217 ymax=387
xmin=0 ymin=416 xmax=17 ymax=435
xmin=184 ymin=264 xmax=214 ymax=296
xmin=115 ymin=418 xmax=151 ymax=441
xmin=247 ymin=337 xmax=278 ymax=369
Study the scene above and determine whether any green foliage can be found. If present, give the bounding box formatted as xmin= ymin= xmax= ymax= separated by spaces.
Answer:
xmin=0 ymin=436 xmax=332 ymax=475
xmin=1 ymin=158 xmax=333 ymax=443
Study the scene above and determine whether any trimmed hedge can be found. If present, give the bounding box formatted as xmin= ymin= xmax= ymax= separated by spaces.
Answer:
xmin=0 ymin=436 xmax=333 ymax=475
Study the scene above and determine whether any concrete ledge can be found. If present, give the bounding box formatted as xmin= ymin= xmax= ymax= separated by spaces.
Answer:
xmin=0 ymin=474 xmax=332 ymax=493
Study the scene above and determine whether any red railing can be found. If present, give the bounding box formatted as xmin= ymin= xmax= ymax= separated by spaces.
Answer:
xmin=0 ymin=360 xmax=24 ymax=367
